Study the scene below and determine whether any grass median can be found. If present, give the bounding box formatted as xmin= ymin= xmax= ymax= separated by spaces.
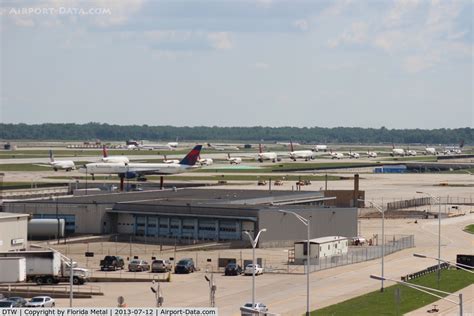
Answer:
xmin=463 ymin=224 xmax=474 ymax=234
xmin=312 ymin=269 xmax=473 ymax=316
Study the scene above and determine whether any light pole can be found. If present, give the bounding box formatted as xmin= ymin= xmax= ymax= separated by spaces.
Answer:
xmin=204 ymin=264 xmax=216 ymax=307
xmin=276 ymin=209 xmax=311 ymax=316
xmin=359 ymin=199 xmax=385 ymax=292
xmin=416 ymin=191 xmax=441 ymax=288
xmin=243 ymin=228 xmax=267 ymax=310
xmin=413 ymin=253 xmax=474 ymax=274
xmin=370 ymin=275 xmax=463 ymax=316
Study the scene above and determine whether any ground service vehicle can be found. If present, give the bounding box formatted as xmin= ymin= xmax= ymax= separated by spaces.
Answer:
xmin=174 ymin=258 xmax=196 ymax=274
xmin=100 ymin=256 xmax=125 ymax=271
xmin=0 ymin=251 xmax=88 ymax=285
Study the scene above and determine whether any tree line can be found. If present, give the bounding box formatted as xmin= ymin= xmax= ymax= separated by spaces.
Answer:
xmin=0 ymin=123 xmax=472 ymax=145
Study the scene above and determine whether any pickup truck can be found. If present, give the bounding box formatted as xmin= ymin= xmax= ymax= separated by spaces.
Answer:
xmin=100 ymin=256 xmax=125 ymax=271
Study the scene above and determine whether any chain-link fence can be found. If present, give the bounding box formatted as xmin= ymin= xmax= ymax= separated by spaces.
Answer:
xmin=285 ymin=234 xmax=414 ymax=274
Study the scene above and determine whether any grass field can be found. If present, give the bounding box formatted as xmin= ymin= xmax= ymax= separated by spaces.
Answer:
xmin=463 ymin=224 xmax=474 ymax=234
xmin=312 ymin=269 xmax=473 ymax=316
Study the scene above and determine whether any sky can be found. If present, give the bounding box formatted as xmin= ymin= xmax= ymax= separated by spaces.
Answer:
xmin=0 ymin=0 xmax=472 ymax=129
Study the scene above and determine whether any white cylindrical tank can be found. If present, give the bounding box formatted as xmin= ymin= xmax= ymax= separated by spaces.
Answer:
xmin=0 ymin=257 xmax=26 ymax=282
xmin=28 ymin=218 xmax=65 ymax=238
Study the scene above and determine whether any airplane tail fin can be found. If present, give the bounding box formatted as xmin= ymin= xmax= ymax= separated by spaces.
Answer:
xmin=259 ymin=143 xmax=262 ymax=154
xmin=460 ymin=140 xmax=464 ymax=148
xmin=227 ymin=153 xmax=231 ymax=159
xmin=179 ymin=145 xmax=202 ymax=166
xmin=49 ymin=150 xmax=54 ymax=162
xmin=102 ymin=145 xmax=108 ymax=158
xmin=207 ymin=143 xmax=212 ymax=147
xmin=290 ymin=140 xmax=294 ymax=152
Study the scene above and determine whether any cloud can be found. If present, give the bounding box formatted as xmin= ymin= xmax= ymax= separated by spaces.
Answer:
xmin=207 ymin=32 xmax=232 ymax=50
xmin=293 ymin=19 xmax=309 ymax=31
xmin=384 ymin=0 xmax=420 ymax=27
xmin=403 ymin=53 xmax=440 ymax=73
xmin=319 ymin=0 xmax=353 ymax=18
xmin=255 ymin=62 xmax=269 ymax=69
xmin=328 ymin=21 xmax=368 ymax=48
xmin=373 ymin=31 xmax=404 ymax=52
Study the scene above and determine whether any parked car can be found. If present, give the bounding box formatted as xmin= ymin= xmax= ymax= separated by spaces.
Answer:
xmin=151 ymin=259 xmax=172 ymax=273
xmin=257 ymin=180 xmax=267 ymax=186
xmin=242 ymin=302 xmax=268 ymax=312
xmin=244 ymin=264 xmax=263 ymax=275
xmin=0 ymin=300 xmax=18 ymax=308
xmin=100 ymin=256 xmax=125 ymax=271
xmin=25 ymin=296 xmax=55 ymax=308
xmin=274 ymin=180 xmax=284 ymax=186
xmin=225 ymin=263 xmax=242 ymax=276
xmin=128 ymin=259 xmax=150 ymax=272
xmin=174 ymin=258 xmax=196 ymax=274
xmin=7 ymin=297 xmax=27 ymax=307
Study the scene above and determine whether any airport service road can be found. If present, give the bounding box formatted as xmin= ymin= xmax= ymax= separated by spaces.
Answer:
xmin=53 ymin=214 xmax=474 ymax=315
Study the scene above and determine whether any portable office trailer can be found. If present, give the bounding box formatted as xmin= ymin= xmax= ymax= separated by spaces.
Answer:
xmin=0 ymin=257 xmax=26 ymax=283
xmin=294 ymin=236 xmax=349 ymax=264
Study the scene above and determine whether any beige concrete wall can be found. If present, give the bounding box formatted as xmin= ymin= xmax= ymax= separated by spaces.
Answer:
xmin=0 ymin=215 xmax=28 ymax=252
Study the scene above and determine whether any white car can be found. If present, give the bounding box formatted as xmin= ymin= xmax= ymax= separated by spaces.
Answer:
xmin=242 ymin=302 xmax=268 ymax=312
xmin=25 ymin=296 xmax=55 ymax=308
xmin=244 ymin=264 xmax=264 ymax=275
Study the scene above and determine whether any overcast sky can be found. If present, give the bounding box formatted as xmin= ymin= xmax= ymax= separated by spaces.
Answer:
xmin=1 ymin=0 xmax=472 ymax=128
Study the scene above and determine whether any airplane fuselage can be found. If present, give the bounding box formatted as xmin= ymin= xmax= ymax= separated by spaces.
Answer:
xmin=80 ymin=162 xmax=194 ymax=176
xmin=289 ymin=150 xmax=314 ymax=161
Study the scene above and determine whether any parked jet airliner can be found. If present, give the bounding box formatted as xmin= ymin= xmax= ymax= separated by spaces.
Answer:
xmin=102 ymin=146 xmax=129 ymax=164
xmin=256 ymin=144 xmax=280 ymax=163
xmin=289 ymin=141 xmax=315 ymax=161
xmin=79 ymin=145 xmax=202 ymax=179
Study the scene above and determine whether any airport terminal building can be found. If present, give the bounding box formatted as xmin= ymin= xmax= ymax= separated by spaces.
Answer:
xmin=3 ymin=188 xmax=359 ymax=247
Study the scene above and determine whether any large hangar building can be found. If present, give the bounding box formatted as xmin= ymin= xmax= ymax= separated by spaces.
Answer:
xmin=3 ymin=188 xmax=360 ymax=246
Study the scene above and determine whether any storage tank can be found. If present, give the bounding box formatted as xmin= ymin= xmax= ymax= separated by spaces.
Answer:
xmin=0 ymin=257 xmax=26 ymax=282
xmin=28 ymin=218 xmax=65 ymax=239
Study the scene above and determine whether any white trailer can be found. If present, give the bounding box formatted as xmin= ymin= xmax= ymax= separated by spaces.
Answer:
xmin=0 ymin=257 xmax=26 ymax=283
xmin=294 ymin=236 xmax=349 ymax=264
xmin=0 ymin=250 xmax=88 ymax=285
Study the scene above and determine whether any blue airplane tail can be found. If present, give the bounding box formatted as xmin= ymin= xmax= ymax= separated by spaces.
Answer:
xmin=179 ymin=145 xmax=202 ymax=166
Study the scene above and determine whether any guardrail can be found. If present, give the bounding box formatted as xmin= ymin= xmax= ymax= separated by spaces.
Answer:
xmin=0 ymin=284 xmax=102 ymax=295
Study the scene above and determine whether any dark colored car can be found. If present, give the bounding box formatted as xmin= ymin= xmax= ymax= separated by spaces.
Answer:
xmin=100 ymin=256 xmax=125 ymax=271
xmin=174 ymin=258 xmax=196 ymax=274
xmin=7 ymin=297 xmax=27 ymax=307
xmin=225 ymin=263 xmax=242 ymax=276
xmin=0 ymin=300 xmax=18 ymax=308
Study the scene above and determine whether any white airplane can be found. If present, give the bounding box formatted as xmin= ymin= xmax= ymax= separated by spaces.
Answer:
xmin=197 ymin=155 xmax=213 ymax=166
xmin=207 ymin=143 xmax=240 ymax=151
xmin=102 ymin=145 xmax=130 ymax=164
xmin=391 ymin=144 xmax=405 ymax=157
xmin=329 ymin=150 xmax=344 ymax=159
xmin=424 ymin=147 xmax=438 ymax=155
xmin=406 ymin=148 xmax=417 ymax=156
xmin=163 ymin=155 xmax=179 ymax=164
xmin=138 ymin=143 xmax=173 ymax=151
xmin=227 ymin=153 xmax=242 ymax=164
xmin=313 ymin=144 xmax=328 ymax=152
xmin=256 ymin=144 xmax=280 ymax=163
xmin=367 ymin=150 xmax=378 ymax=158
xmin=79 ymin=145 xmax=202 ymax=180
xmin=444 ymin=140 xmax=464 ymax=155
xmin=167 ymin=137 xmax=179 ymax=149
xmin=348 ymin=150 xmax=360 ymax=159
xmin=36 ymin=150 xmax=76 ymax=171
xmin=289 ymin=141 xmax=315 ymax=161
xmin=277 ymin=141 xmax=300 ymax=147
